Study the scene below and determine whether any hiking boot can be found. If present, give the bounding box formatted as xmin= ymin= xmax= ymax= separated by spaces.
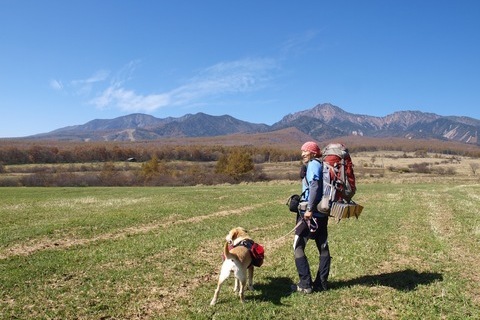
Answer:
xmin=290 ymin=284 xmax=312 ymax=294
xmin=313 ymin=280 xmax=328 ymax=292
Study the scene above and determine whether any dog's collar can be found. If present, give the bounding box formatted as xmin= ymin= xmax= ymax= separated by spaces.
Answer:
xmin=232 ymin=237 xmax=249 ymax=246
xmin=233 ymin=239 xmax=254 ymax=249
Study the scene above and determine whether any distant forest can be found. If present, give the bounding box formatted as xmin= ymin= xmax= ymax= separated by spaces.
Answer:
xmin=1 ymin=137 xmax=478 ymax=187
xmin=0 ymin=136 xmax=479 ymax=165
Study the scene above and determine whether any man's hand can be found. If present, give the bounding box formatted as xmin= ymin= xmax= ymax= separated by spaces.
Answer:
xmin=304 ymin=210 xmax=313 ymax=220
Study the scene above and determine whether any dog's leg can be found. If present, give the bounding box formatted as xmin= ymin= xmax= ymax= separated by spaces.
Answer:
xmin=210 ymin=280 xmax=222 ymax=306
xmin=239 ymin=278 xmax=246 ymax=303
xmin=210 ymin=262 xmax=232 ymax=306
xmin=247 ymin=266 xmax=254 ymax=291
xmin=234 ymin=267 xmax=247 ymax=303
xmin=233 ymin=278 xmax=239 ymax=292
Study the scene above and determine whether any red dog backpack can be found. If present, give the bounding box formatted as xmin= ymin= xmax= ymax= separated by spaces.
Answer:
xmin=250 ymin=242 xmax=265 ymax=267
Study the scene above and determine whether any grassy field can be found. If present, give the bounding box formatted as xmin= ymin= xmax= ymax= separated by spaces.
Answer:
xmin=1 ymin=178 xmax=479 ymax=319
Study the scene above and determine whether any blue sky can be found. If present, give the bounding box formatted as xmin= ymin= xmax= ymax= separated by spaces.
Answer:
xmin=1 ymin=1 xmax=479 ymax=138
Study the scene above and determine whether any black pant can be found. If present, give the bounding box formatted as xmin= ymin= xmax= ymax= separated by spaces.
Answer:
xmin=293 ymin=214 xmax=331 ymax=289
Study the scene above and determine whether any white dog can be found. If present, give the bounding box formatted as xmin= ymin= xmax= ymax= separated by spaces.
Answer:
xmin=210 ymin=227 xmax=255 ymax=305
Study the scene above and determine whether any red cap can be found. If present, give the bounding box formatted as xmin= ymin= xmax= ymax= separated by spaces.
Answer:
xmin=301 ymin=141 xmax=321 ymax=155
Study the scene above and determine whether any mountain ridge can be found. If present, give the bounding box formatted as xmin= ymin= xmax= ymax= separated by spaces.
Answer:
xmin=27 ymin=103 xmax=480 ymax=145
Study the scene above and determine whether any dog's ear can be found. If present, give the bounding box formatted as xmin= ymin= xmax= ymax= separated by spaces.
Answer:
xmin=227 ymin=228 xmax=237 ymax=241
xmin=238 ymin=227 xmax=248 ymax=233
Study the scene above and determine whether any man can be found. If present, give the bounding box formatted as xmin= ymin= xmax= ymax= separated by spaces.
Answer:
xmin=291 ymin=141 xmax=331 ymax=294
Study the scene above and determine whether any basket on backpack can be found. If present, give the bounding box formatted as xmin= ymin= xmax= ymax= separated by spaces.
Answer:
xmin=330 ymin=201 xmax=364 ymax=223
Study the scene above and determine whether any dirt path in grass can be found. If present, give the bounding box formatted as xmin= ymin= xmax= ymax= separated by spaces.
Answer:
xmin=0 ymin=202 xmax=278 ymax=260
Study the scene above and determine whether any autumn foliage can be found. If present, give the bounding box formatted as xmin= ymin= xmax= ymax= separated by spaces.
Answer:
xmin=215 ymin=150 xmax=255 ymax=180
xmin=0 ymin=137 xmax=478 ymax=187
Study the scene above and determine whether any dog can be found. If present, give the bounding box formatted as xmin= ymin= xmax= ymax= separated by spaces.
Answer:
xmin=210 ymin=227 xmax=255 ymax=305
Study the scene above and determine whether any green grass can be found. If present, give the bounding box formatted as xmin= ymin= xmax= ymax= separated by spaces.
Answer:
xmin=1 ymin=181 xmax=479 ymax=319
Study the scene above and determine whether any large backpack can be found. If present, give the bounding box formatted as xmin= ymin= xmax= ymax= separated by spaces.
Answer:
xmin=317 ymin=143 xmax=359 ymax=218
xmin=322 ymin=143 xmax=356 ymax=201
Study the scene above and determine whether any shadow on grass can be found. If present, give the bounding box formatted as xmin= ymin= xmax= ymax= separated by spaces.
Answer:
xmin=248 ymin=269 xmax=441 ymax=304
xmin=331 ymin=268 xmax=443 ymax=291
xmin=251 ymin=276 xmax=295 ymax=305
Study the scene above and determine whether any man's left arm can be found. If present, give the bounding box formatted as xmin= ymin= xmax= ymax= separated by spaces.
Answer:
xmin=304 ymin=179 xmax=319 ymax=219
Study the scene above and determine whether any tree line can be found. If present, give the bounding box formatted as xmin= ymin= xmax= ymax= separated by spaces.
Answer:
xmin=1 ymin=138 xmax=478 ymax=187
xmin=1 ymin=137 xmax=478 ymax=166
xmin=0 ymin=143 xmax=300 ymax=165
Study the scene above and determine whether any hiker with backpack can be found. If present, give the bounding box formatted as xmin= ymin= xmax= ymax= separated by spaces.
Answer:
xmin=291 ymin=141 xmax=331 ymax=294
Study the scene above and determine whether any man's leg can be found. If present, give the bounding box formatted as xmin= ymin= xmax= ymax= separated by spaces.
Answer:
xmin=293 ymin=219 xmax=313 ymax=290
xmin=313 ymin=216 xmax=330 ymax=291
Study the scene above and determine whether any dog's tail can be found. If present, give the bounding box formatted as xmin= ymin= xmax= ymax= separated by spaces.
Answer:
xmin=224 ymin=242 xmax=239 ymax=261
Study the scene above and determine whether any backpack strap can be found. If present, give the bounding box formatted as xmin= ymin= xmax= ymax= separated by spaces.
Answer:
xmin=234 ymin=239 xmax=254 ymax=250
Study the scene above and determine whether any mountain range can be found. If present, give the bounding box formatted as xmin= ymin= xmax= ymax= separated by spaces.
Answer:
xmin=29 ymin=103 xmax=479 ymax=145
